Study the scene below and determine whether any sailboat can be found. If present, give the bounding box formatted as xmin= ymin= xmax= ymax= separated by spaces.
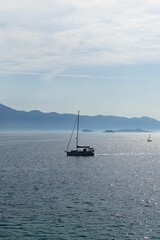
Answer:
xmin=147 ymin=134 xmax=152 ymax=142
xmin=65 ymin=111 xmax=95 ymax=156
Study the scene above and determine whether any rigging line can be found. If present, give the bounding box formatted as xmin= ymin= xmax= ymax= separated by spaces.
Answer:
xmin=76 ymin=110 xmax=80 ymax=149
xmin=66 ymin=115 xmax=78 ymax=151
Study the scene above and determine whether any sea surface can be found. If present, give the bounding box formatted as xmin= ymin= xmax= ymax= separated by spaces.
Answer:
xmin=0 ymin=132 xmax=160 ymax=239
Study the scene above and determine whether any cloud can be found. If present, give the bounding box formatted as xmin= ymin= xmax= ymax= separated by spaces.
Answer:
xmin=0 ymin=0 xmax=160 ymax=77
xmin=56 ymin=74 xmax=143 ymax=81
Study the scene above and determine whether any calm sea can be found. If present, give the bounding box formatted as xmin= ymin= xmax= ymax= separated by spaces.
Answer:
xmin=0 ymin=132 xmax=160 ymax=240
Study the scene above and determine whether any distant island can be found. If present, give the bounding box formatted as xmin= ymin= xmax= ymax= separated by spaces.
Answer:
xmin=0 ymin=103 xmax=160 ymax=131
xmin=117 ymin=128 xmax=151 ymax=133
xmin=82 ymin=129 xmax=92 ymax=132
xmin=103 ymin=128 xmax=151 ymax=133
xmin=103 ymin=130 xmax=115 ymax=133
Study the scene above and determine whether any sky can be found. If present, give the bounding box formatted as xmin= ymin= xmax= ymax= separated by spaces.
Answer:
xmin=0 ymin=0 xmax=160 ymax=119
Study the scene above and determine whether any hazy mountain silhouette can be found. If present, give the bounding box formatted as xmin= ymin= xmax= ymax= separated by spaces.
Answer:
xmin=0 ymin=103 xmax=160 ymax=131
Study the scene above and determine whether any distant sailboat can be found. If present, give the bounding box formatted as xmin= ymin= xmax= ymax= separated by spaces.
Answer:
xmin=65 ymin=111 xmax=95 ymax=156
xmin=147 ymin=134 xmax=152 ymax=142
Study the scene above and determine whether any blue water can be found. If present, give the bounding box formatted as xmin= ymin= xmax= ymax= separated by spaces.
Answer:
xmin=1 ymin=132 xmax=160 ymax=239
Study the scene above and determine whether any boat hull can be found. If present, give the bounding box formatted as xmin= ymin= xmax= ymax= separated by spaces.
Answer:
xmin=66 ymin=150 xmax=94 ymax=156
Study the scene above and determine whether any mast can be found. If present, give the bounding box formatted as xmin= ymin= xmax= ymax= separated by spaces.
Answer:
xmin=76 ymin=110 xmax=80 ymax=149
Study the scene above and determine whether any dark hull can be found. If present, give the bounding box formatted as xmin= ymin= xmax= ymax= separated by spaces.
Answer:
xmin=66 ymin=150 xmax=94 ymax=156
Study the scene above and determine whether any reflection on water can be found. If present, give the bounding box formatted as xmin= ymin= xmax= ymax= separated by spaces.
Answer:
xmin=0 ymin=132 xmax=160 ymax=239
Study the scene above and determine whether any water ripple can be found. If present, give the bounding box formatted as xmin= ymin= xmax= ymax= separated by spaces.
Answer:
xmin=1 ymin=132 xmax=160 ymax=239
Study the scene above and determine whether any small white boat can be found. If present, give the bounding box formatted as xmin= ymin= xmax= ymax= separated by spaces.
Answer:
xmin=147 ymin=134 xmax=152 ymax=142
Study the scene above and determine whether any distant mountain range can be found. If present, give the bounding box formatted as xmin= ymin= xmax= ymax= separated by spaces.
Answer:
xmin=0 ymin=103 xmax=160 ymax=131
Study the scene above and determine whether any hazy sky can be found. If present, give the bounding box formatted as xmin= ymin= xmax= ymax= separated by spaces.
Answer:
xmin=0 ymin=0 xmax=160 ymax=118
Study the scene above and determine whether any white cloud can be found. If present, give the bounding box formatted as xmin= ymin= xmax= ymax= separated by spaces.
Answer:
xmin=0 ymin=0 xmax=160 ymax=77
